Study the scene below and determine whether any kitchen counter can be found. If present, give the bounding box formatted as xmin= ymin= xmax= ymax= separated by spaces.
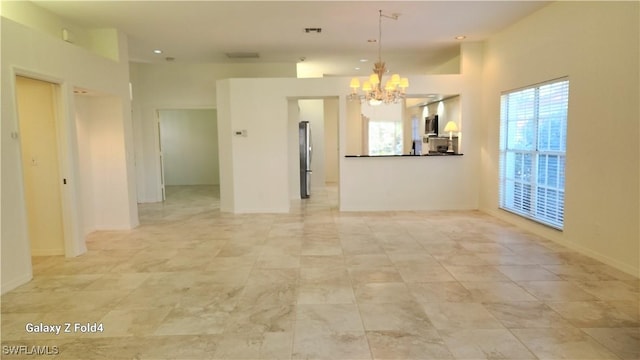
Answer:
xmin=339 ymin=151 xmax=475 ymax=211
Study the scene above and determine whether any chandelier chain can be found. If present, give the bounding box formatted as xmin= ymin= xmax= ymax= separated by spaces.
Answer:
xmin=378 ymin=10 xmax=382 ymax=64
xmin=348 ymin=10 xmax=408 ymax=105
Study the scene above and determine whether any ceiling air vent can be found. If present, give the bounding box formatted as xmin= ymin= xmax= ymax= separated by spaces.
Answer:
xmin=225 ymin=52 xmax=260 ymax=59
xmin=304 ymin=28 xmax=322 ymax=33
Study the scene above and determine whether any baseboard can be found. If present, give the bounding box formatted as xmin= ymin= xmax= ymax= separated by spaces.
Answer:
xmin=31 ymin=248 xmax=65 ymax=256
xmin=233 ymin=207 xmax=290 ymax=214
xmin=83 ymin=227 xmax=96 ymax=237
xmin=564 ymin=240 xmax=640 ymax=278
xmin=93 ymin=224 xmax=136 ymax=231
xmin=339 ymin=205 xmax=478 ymax=212
xmin=1 ymin=272 xmax=32 ymax=294
xmin=481 ymin=208 xmax=639 ymax=279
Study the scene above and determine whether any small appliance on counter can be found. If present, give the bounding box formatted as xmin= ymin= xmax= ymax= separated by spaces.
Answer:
xmin=423 ymin=135 xmax=459 ymax=154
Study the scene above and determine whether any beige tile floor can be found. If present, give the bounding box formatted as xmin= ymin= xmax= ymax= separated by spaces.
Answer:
xmin=1 ymin=185 xmax=638 ymax=359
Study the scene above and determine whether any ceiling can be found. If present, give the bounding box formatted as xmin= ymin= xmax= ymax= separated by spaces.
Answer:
xmin=32 ymin=1 xmax=550 ymax=77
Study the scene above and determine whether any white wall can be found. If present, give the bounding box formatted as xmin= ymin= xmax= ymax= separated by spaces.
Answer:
xmin=0 ymin=1 xmax=121 ymax=61
xmin=75 ymin=95 xmax=133 ymax=233
xmin=324 ymin=98 xmax=339 ymax=183
xmin=130 ymin=62 xmax=297 ymax=203
xmin=479 ymin=2 xmax=639 ymax=276
xmin=341 ymin=156 xmax=474 ymax=211
xmin=217 ymin=45 xmax=482 ymax=213
xmin=75 ymin=96 xmax=94 ymax=236
xmin=159 ymin=109 xmax=219 ymax=186
xmin=216 ymin=80 xmax=234 ymax=212
xmin=287 ymin=99 xmax=300 ymax=199
xmin=1 ymin=17 xmax=137 ymax=293
xmin=345 ymin=99 xmax=363 ymax=155
xmin=423 ymin=96 xmax=462 ymax=136
xmin=218 ymin=78 xmax=296 ymax=213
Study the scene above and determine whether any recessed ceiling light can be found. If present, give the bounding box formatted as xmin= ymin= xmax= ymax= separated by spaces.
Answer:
xmin=153 ymin=49 xmax=163 ymax=54
xmin=359 ymin=59 xmax=368 ymax=62
xmin=355 ymin=67 xmax=361 ymax=70
xmin=455 ymin=35 xmax=466 ymax=40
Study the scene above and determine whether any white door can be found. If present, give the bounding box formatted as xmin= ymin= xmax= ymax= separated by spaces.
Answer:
xmin=15 ymin=76 xmax=65 ymax=256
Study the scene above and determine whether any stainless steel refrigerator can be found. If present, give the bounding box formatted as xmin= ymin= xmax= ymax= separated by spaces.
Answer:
xmin=299 ymin=121 xmax=312 ymax=199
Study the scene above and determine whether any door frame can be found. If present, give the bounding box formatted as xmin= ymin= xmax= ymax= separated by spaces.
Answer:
xmin=155 ymin=107 xmax=219 ymax=201
xmin=156 ymin=110 xmax=166 ymax=201
xmin=286 ymin=96 xmax=340 ymax=203
xmin=12 ymin=67 xmax=84 ymax=261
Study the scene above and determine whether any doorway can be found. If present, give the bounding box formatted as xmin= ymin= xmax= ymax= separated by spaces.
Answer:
xmin=157 ymin=109 xmax=220 ymax=205
xmin=288 ymin=97 xmax=340 ymax=208
xmin=15 ymin=76 xmax=65 ymax=256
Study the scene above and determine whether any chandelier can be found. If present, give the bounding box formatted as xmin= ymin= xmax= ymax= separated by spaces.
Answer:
xmin=349 ymin=10 xmax=409 ymax=106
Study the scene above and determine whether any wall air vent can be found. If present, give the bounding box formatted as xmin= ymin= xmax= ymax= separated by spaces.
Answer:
xmin=304 ymin=28 xmax=322 ymax=33
xmin=225 ymin=52 xmax=260 ymax=59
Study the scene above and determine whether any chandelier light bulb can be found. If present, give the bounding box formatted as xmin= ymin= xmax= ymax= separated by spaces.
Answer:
xmin=390 ymin=74 xmax=401 ymax=86
xmin=369 ymin=73 xmax=380 ymax=85
xmin=385 ymin=81 xmax=394 ymax=91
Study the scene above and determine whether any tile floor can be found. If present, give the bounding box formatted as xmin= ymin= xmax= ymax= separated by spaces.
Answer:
xmin=1 ymin=185 xmax=638 ymax=359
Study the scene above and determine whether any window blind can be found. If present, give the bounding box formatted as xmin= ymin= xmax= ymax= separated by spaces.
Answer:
xmin=499 ymin=78 xmax=569 ymax=229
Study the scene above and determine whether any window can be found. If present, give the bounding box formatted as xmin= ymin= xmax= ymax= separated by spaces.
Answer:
xmin=411 ymin=115 xmax=420 ymax=141
xmin=499 ymin=78 xmax=569 ymax=229
xmin=368 ymin=120 xmax=403 ymax=156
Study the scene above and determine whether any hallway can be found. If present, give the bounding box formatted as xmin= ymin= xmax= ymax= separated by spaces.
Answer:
xmin=1 ymin=186 xmax=638 ymax=359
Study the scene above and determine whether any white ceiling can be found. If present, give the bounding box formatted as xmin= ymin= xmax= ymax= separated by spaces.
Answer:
xmin=32 ymin=1 xmax=550 ymax=76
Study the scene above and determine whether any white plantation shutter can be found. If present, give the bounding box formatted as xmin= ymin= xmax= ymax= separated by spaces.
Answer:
xmin=499 ymin=78 xmax=569 ymax=229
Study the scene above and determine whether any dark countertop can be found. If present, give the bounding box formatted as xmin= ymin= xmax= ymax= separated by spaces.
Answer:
xmin=345 ymin=153 xmax=463 ymax=158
